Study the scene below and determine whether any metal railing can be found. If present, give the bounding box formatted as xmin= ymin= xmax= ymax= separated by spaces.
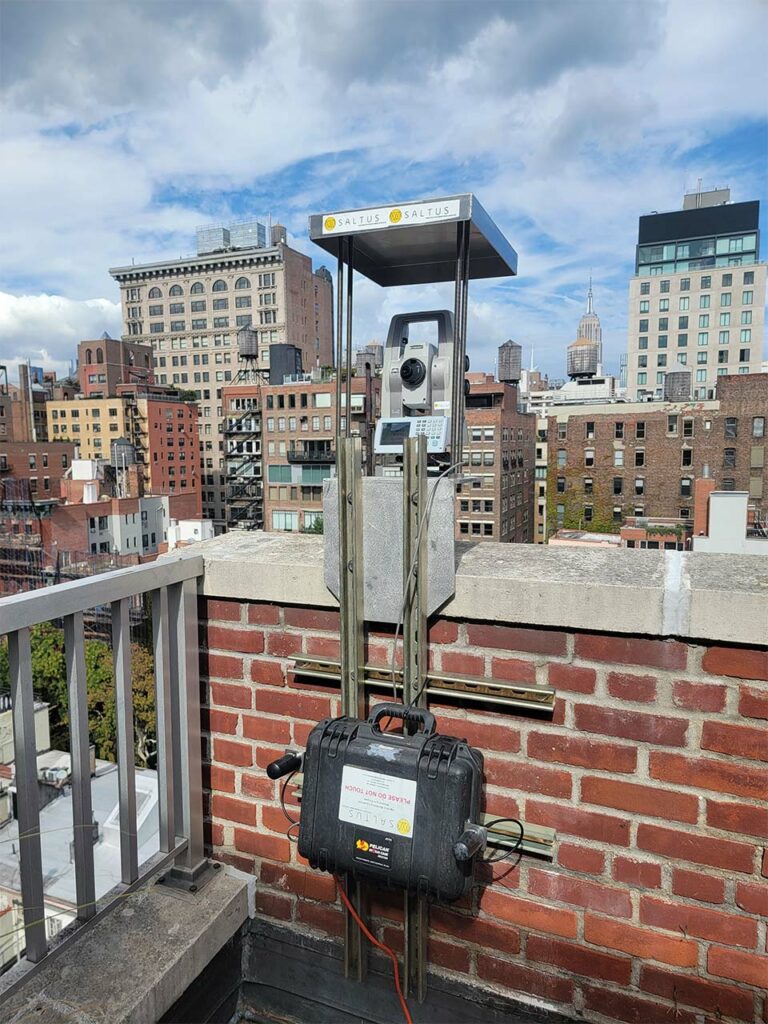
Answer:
xmin=0 ymin=553 xmax=206 ymax=965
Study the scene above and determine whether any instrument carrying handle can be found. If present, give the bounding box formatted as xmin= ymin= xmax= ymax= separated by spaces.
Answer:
xmin=369 ymin=703 xmax=437 ymax=736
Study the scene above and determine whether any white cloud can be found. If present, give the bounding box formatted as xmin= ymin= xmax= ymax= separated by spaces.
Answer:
xmin=0 ymin=0 xmax=765 ymax=379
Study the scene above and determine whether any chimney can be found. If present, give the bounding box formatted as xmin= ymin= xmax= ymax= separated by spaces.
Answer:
xmin=693 ymin=464 xmax=716 ymax=536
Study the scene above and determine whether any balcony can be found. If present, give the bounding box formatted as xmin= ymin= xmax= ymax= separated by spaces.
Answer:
xmin=0 ymin=536 xmax=765 ymax=1024
xmin=286 ymin=446 xmax=335 ymax=464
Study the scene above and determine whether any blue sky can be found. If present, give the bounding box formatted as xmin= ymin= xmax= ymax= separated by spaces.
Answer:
xmin=1 ymin=0 xmax=766 ymax=383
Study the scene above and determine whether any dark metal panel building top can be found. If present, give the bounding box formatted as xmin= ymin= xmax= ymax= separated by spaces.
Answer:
xmin=308 ymin=194 xmax=518 ymax=286
xmin=637 ymin=200 xmax=759 ymax=245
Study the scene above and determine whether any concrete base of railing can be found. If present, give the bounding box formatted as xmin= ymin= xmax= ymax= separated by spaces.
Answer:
xmin=0 ymin=864 xmax=249 ymax=1024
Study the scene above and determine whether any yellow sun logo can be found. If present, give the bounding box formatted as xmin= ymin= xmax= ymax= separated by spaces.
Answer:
xmin=389 ymin=209 xmax=402 ymax=224
xmin=324 ymin=216 xmax=336 ymax=231
xmin=396 ymin=818 xmax=410 ymax=835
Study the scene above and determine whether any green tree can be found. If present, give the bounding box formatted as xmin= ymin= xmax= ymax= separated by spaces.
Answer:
xmin=303 ymin=516 xmax=324 ymax=535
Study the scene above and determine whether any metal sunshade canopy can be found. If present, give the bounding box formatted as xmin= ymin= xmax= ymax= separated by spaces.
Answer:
xmin=308 ymin=193 xmax=518 ymax=287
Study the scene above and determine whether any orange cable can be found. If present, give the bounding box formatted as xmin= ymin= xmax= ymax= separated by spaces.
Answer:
xmin=336 ymin=879 xmax=413 ymax=1024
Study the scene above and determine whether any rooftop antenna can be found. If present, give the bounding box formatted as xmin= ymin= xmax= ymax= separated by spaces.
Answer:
xmin=587 ymin=271 xmax=594 ymax=314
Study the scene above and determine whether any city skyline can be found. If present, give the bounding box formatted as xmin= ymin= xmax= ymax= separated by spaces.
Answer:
xmin=1 ymin=0 xmax=766 ymax=383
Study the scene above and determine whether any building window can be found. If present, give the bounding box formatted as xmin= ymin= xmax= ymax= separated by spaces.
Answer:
xmin=169 ymin=284 xmax=183 ymax=296
xmin=739 ymin=348 xmax=750 ymax=363
xmin=667 ymin=415 xmax=677 ymax=436
xmin=657 ymin=354 xmax=667 ymax=367
xmin=635 ymin=449 xmax=645 ymax=467
xmin=699 ymin=294 xmax=710 ymax=309
xmin=679 ymin=296 xmax=689 ymax=311
xmin=557 ymin=423 xmax=567 ymax=441
xmin=212 ymin=280 xmax=227 ymax=292
xmin=613 ymin=507 xmax=622 ymax=523
xmin=614 ymin=422 xmax=624 ymax=440
xmin=718 ymin=350 xmax=728 ymax=365
xmin=696 ymin=369 xmax=706 ymax=382
xmin=680 ymin=278 xmax=690 ymax=291
xmin=638 ymin=355 xmax=647 ymax=368
xmin=740 ymin=329 xmax=752 ymax=343
xmin=658 ymin=335 xmax=668 ymax=348
xmin=640 ymin=281 xmax=650 ymax=295
xmin=150 ymin=322 xmax=164 ymax=333
xmin=741 ymin=310 xmax=753 ymax=325
xmin=585 ymin=422 xmax=595 ymax=440
xmin=583 ymin=506 xmax=593 ymax=523
xmin=699 ymin=314 xmax=710 ymax=328
xmin=614 ymin=450 xmax=624 ymax=468
xmin=634 ymin=477 xmax=644 ymax=496
xmin=639 ymin=300 xmax=649 ymax=313
xmin=697 ymin=352 xmax=708 ymax=365
xmin=678 ymin=316 xmax=688 ymax=330
xmin=723 ymin=448 xmax=736 ymax=468
xmin=660 ymin=280 xmax=670 ymax=293
xmin=659 ymin=299 xmax=669 ymax=312
xmin=677 ymin=334 xmax=688 ymax=347
xmin=637 ymin=373 xmax=647 ymax=385
xmin=639 ymin=319 xmax=648 ymax=333
xmin=742 ymin=289 xmax=753 ymax=304
xmin=170 ymin=321 xmax=185 ymax=331
xmin=722 ymin=478 xmax=735 ymax=491
xmin=752 ymin=417 xmax=765 ymax=439
xmin=148 ymin=287 xmax=161 ymax=298
xmin=557 ymin=449 xmax=566 ymax=467
xmin=638 ymin=337 xmax=648 ymax=350
xmin=613 ymin=477 xmax=623 ymax=495
xmin=583 ymin=477 xmax=593 ymax=495
xmin=724 ymin=418 xmax=738 ymax=439
xmin=235 ymin=277 xmax=251 ymax=289
xmin=584 ymin=448 xmax=595 ymax=468
xmin=213 ymin=298 xmax=228 ymax=310
xmin=658 ymin=318 xmax=668 ymax=331
xmin=680 ymin=477 xmax=692 ymax=498
xmin=701 ymin=276 xmax=711 ymax=288
xmin=681 ymin=448 xmax=692 ymax=467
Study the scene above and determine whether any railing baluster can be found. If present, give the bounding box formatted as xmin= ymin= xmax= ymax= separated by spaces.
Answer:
xmin=8 ymin=627 xmax=47 ymax=962
xmin=151 ymin=587 xmax=175 ymax=853
xmin=168 ymin=579 xmax=206 ymax=882
xmin=111 ymin=598 xmax=138 ymax=884
xmin=64 ymin=612 xmax=96 ymax=921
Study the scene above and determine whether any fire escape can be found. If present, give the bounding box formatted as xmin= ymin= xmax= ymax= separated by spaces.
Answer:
xmin=223 ymin=406 xmax=264 ymax=530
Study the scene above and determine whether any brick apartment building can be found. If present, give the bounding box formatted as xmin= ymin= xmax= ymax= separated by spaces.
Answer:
xmin=0 ymin=441 xmax=75 ymax=501
xmin=109 ymin=221 xmax=334 ymax=526
xmin=77 ymin=334 xmax=153 ymax=397
xmin=222 ymin=375 xmax=379 ymax=532
xmin=545 ymin=373 xmax=767 ymax=535
xmin=457 ymin=375 xmax=535 ymax=543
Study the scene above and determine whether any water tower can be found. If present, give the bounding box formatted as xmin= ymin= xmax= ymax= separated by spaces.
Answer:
xmin=498 ymin=340 xmax=522 ymax=384
xmin=567 ymin=337 xmax=599 ymax=379
xmin=663 ymin=363 xmax=692 ymax=402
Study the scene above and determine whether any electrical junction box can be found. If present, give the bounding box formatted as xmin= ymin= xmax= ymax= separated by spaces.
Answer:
xmin=373 ymin=415 xmax=450 ymax=455
xmin=297 ymin=705 xmax=484 ymax=903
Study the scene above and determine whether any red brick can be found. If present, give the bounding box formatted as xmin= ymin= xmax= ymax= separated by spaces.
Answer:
xmin=640 ymin=894 xmax=758 ymax=948
xmin=466 ymin=624 xmax=567 ymax=656
xmin=581 ymin=776 xmax=698 ymax=823
xmin=479 ymin=890 xmax=578 ymax=938
xmin=528 ymin=731 xmax=637 ymax=773
xmin=526 ymin=934 xmax=631 ymax=985
xmin=702 ymin=646 xmax=768 ymax=681
xmin=428 ymin=619 xmax=459 ymax=644
xmin=672 ymin=679 xmax=727 ymax=713
xmin=482 ymin=792 xmax=521 ymax=821
xmin=296 ymin=901 xmax=344 ymax=937
xmin=440 ymin=650 xmax=485 ymax=676
xmin=368 ymin=890 xmax=405 ymax=923
xmin=207 ymin=821 xmax=224 ymax=847
xmin=255 ymin=745 xmax=285 ymax=770
xmin=485 ymin=758 xmax=571 ymax=798
xmin=708 ymin=945 xmax=768 ymax=988
xmin=304 ymin=636 xmax=341 ymax=660
xmin=526 ymin=799 xmax=631 ymax=847
xmin=640 ymin=963 xmax=754 ymax=1020
xmin=428 ymin=937 xmax=471 ymax=973
xmin=583 ymin=915 xmax=697 ymax=966
xmin=557 ymin=842 xmax=605 ymax=875
xmin=489 ymin=657 xmax=536 ymax=684
xmin=213 ymin=737 xmax=253 ymax=767
xmin=292 ymin=721 xmax=314 ymax=746
xmin=672 ymin=867 xmax=725 ymax=904
xmin=202 ymin=708 xmax=239 ymax=735
xmin=735 ymin=880 xmax=768 ymax=917
xmin=763 ymin=847 xmax=767 ymax=877
xmin=205 ymin=598 xmax=242 ymax=622
xmin=259 ymin=861 xmax=337 ymax=903
xmin=241 ymin=773 xmax=274 ymax=800
xmin=262 ymin=804 xmax=297 ymax=834
xmin=707 ymin=797 xmax=768 ymax=839
xmin=442 ymin=717 xmax=520 ymax=754
xmin=217 ymin=851 xmax=255 ymax=874
xmin=210 ymin=681 xmax=252 ymax=709
xmin=242 ymin=715 xmax=291 ymax=744
xmin=250 ymin=659 xmax=285 ymax=687
xmin=612 ymin=856 xmax=662 ymax=889
xmin=650 ymin=750 xmax=767 ymax=800
xmin=247 ymin=602 xmax=281 ymax=625
xmin=476 ymin=954 xmax=573 ymax=1004
xmin=574 ymin=705 xmax=688 ymax=746
xmin=739 ymin=684 xmax=768 ymax=720
xmin=607 ymin=671 xmax=657 ymax=702
xmin=528 ymin=868 xmax=631 ymax=918
xmin=203 ymin=653 xmax=244 ymax=680
xmin=430 ymin=907 xmax=520 ymax=954
xmin=205 ymin=764 xmax=235 ymax=794
xmin=265 ymin=631 xmax=303 ymax=658
xmin=284 ymin=606 xmax=340 ymax=631
xmin=575 ymin=634 xmax=688 ymax=670
xmin=207 ymin=625 xmax=265 ymax=654
xmin=234 ymin=828 xmax=290 ymax=862
xmin=256 ymin=689 xmax=331 ymax=721
xmin=583 ymin=982 xmax=697 ymax=1024
xmin=547 ymin=662 xmax=596 ymax=693
xmin=702 ymin=720 xmax=768 ymax=762
xmin=638 ymin=822 xmax=755 ymax=873
xmin=211 ymin=793 xmax=257 ymax=826
xmin=254 ymin=889 xmax=292 ymax=921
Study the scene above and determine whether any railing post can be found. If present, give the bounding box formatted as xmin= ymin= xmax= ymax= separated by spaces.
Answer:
xmin=168 ymin=578 xmax=206 ymax=883
xmin=151 ymin=588 xmax=175 ymax=853
xmin=8 ymin=627 xmax=47 ymax=962
xmin=112 ymin=597 xmax=138 ymax=884
xmin=64 ymin=612 xmax=96 ymax=921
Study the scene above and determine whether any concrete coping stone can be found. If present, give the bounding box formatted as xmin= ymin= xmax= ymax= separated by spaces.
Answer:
xmin=193 ymin=532 xmax=768 ymax=647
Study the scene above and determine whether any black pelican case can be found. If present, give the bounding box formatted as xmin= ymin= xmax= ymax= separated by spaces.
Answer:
xmin=297 ymin=703 xmax=484 ymax=902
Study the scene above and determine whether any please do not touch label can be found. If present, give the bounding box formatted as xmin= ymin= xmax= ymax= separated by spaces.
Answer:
xmin=338 ymin=765 xmax=417 ymax=839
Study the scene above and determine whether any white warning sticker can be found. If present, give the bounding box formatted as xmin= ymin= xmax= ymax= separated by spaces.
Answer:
xmin=338 ymin=765 xmax=417 ymax=839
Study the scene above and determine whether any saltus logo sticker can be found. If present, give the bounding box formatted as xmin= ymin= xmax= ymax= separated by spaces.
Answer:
xmin=321 ymin=199 xmax=461 ymax=235
xmin=389 ymin=208 xmax=402 ymax=223
xmin=323 ymin=216 xmax=336 ymax=231
xmin=396 ymin=818 xmax=411 ymax=835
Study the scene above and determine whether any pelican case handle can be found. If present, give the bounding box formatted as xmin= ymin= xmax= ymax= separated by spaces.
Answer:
xmin=368 ymin=703 xmax=437 ymax=736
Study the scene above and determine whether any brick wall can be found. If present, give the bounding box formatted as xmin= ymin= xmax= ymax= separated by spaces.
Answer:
xmin=200 ymin=596 xmax=768 ymax=1024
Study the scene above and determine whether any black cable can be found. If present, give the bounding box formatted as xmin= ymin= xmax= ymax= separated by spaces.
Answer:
xmin=483 ymin=817 xmax=525 ymax=864
xmin=280 ymin=770 xmax=299 ymax=833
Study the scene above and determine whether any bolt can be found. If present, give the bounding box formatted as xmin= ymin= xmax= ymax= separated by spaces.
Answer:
xmin=189 ymin=884 xmax=198 ymax=893
xmin=157 ymin=875 xmax=165 ymax=884
xmin=213 ymin=862 xmax=221 ymax=870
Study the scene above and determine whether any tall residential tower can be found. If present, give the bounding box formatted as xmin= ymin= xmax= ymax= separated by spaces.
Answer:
xmin=626 ymin=189 xmax=765 ymax=402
